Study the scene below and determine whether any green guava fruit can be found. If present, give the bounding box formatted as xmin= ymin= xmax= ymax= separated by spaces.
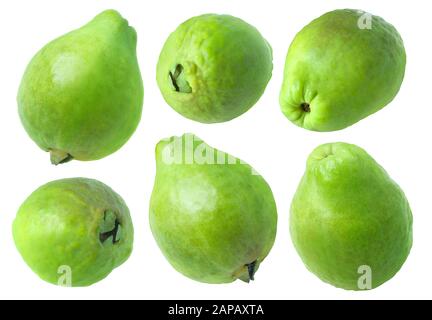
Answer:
xmin=156 ymin=14 xmax=273 ymax=123
xmin=150 ymin=134 xmax=277 ymax=283
xmin=18 ymin=10 xmax=143 ymax=164
xmin=290 ymin=143 xmax=413 ymax=290
xmin=13 ymin=178 xmax=134 ymax=287
xmin=280 ymin=9 xmax=406 ymax=131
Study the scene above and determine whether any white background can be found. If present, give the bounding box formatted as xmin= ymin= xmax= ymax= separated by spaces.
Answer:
xmin=0 ymin=0 xmax=429 ymax=300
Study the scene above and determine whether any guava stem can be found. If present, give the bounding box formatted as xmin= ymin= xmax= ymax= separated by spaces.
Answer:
xmin=99 ymin=210 xmax=121 ymax=244
xmin=169 ymin=64 xmax=192 ymax=93
xmin=169 ymin=71 xmax=180 ymax=92
xmin=247 ymin=261 xmax=257 ymax=282
xmin=50 ymin=149 xmax=74 ymax=165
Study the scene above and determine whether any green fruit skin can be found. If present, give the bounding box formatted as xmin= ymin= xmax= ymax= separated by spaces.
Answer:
xmin=280 ymin=9 xmax=406 ymax=131
xmin=18 ymin=10 xmax=144 ymax=162
xmin=13 ymin=178 xmax=134 ymax=287
xmin=157 ymin=14 xmax=273 ymax=123
xmin=290 ymin=143 xmax=413 ymax=290
xmin=150 ymin=134 xmax=277 ymax=283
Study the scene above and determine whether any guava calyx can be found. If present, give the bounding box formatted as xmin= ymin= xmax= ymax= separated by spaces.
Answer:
xmin=169 ymin=64 xmax=192 ymax=93
xmin=301 ymin=102 xmax=311 ymax=113
xmin=247 ymin=261 xmax=257 ymax=281
xmin=50 ymin=149 xmax=74 ymax=165
xmin=99 ymin=210 xmax=122 ymax=244
xmin=237 ymin=260 xmax=258 ymax=283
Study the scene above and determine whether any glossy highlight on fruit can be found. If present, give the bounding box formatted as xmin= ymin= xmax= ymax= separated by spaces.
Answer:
xmin=18 ymin=10 xmax=144 ymax=164
xmin=290 ymin=143 xmax=413 ymax=290
xmin=150 ymin=134 xmax=277 ymax=283
xmin=157 ymin=14 xmax=273 ymax=123
xmin=13 ymin=178 xmax=134 ymax=287
xmin=280 ymin=9 xmax=406 ymax=131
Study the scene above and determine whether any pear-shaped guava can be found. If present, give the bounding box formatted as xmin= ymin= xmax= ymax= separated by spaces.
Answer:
xmin=290 ymin=143 xmax=413 ymax=290
xmin=13 ymin=178 xmax=134 ymax=287
xmin=157 ymin=14 xmax=273 ymax=123
xmin=150 ymin=134 xmax=277 ymax=283
xmin=18 ymin=10 xmax=144 ymax=164
xmin=280 ymin=9 xmax=406 ymax=131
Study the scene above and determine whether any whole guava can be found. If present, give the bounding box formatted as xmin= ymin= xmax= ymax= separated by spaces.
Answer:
xmin=13 ymin=178 xmax=134 ymax=287
xmin=290 ymin=143 xmax=413 ymax=290
xmin=18 ymin=10 xmax=144 ymax=164
xmin=157 ymin=14 xmax=273 ymax=123
xmin=280 ymin=9 xmax=406 ymax=131
xmin=150 ymin=134 xmax=277 ymax=283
